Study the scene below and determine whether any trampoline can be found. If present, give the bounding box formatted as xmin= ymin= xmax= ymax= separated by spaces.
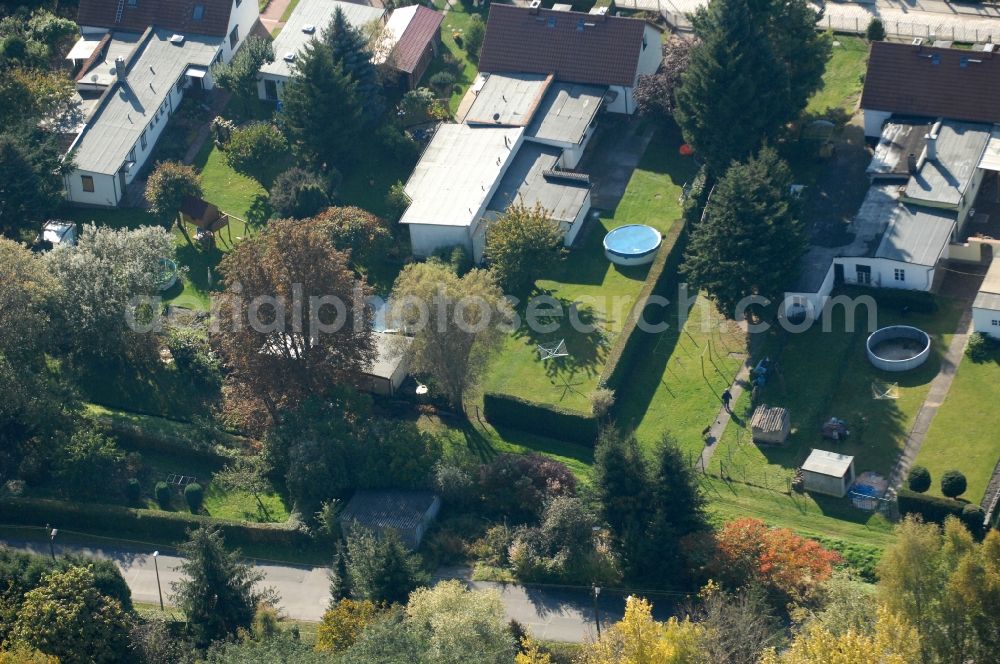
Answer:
xmin=603 ymin=224 xmax=662 ymax=266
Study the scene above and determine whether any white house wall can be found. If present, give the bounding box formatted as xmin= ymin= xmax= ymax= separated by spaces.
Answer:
xmin=956 ymin=166 xmax=986 ymax=232
xmin=973 ymin=306 xmax=1000 ymax=339
xmin=221 ymin=0 xmax=260 ymax=64
xmin=408 ymin=224 xmax=472 ymax=259
xmin=606 ymin=25 xmax=663 ymax=116
xmin=257 ymin=72 xmax=286 ymax=100
xmin=835 ymin=256 xmax=936 ymax=291
xmin=784 ymin=262 xmax=836 ymax=320
xmin=562 ymin=191 xmax=592 ymax=247
xmin=863 ymin=109 xmax=892 ymax=138
xmin=64 ymin=169 xmax=118 ymax=207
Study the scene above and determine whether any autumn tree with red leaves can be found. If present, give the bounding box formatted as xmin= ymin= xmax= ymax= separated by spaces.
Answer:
xmin=708 ymin=517 xmax=842 ymax=604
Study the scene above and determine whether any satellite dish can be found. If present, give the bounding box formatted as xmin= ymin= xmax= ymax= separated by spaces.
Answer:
xmin=91 ymin=74 xmax=99 ymax=82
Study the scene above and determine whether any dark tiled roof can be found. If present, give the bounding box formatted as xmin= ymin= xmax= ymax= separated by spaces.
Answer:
xmin=392 ymin=6 xmax=443 ymax=74
xmin=340 ymin=490 xmax=438 ymax=530
xmin=78 ymin=0 xmax=235 ymax=38
xmin=477 ymin=4 xmax=646 ymax=87
xmin=861 ymin=41 xmax=1000 ymax=124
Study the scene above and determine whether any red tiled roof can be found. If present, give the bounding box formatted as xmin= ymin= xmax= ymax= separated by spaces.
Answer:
xmin=77 ymin=0 xmax=235 ymax=38
xmin=392 ymin=6 xmax=443 ymax=74
xmin=861 ymin=40 xmax=1000 ymax=124
xmin=477 ymin=4 xmax=646 ymax=87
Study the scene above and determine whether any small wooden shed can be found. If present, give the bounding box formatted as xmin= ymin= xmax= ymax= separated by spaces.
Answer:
xmin=180 ymin=195 xmax=228 ymax=231
xmin=801 ymin=449 xmax=856 ymax=498
xmin=750 ymin=405 xmax=791 ymax=445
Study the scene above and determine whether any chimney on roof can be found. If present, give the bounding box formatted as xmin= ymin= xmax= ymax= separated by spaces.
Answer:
xmin=529 ymin=0 xmax=541 ymax=14
xmin=907 ymin=153 xmax=918 ymax=173
xmin=925 ymin=120 xmax=942 ymax=161
xmin=114 ymin=56 xmax=126 ymax=77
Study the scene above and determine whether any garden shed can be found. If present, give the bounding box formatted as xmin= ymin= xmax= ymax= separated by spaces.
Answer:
xmin=801 ymin=449 xmax=856 ymax=498
xmin=360 ymin=332 xmax=412 ymax=397
xmin=340 ymin=489 xmax=441 ymax=549
xmin=750 ymin=405 xmax=791 ymax=445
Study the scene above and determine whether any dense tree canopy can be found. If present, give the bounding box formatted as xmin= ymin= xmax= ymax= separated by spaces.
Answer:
xmin=681 ymin=147 xmax=805 ymax=320
xmin=214 ymin=218 xmax=376 ymax=431
xmin=324 ymin=8 xmax=383 ymax=123
xmin=485 ymin=203 xmax=564 ymax=294
xmin=210 ymin=36 xmax=274 ymax=113
xmin=0 ymin=133 xmax=64 ymax=240
xmin=331 ymin=527 xmax=426 ymax=605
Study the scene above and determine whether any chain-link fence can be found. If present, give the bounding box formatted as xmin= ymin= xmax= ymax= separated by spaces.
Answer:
xmin=818 ymin=13 xmax=1000 ymax=43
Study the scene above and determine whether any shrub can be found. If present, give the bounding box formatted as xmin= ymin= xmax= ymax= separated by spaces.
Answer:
xmin=941 ymin=470 xmax=967 ymax=499
xmin=590 ymin=388 xmax=615 ymax=418
xmin=401 ymin=87 xmax=436 ymax=121
xmin=485 ymin=203 xmax=564 ymax=293
xmin=126 ymin=478 xmax=142 ymax=504
xmin=483 ymin=392 xmax=599 ymax=445
xmin=866 ymin=17 xmax=886 ymax=41
xmin=224 ymin=122 xmax=288 ymax=178
xmin=55 ymin=427 xmax=128 ymax=501
xmin=314 ymin=206 xmax=391 ymax=273
xmin=465 ymin=15 xmax=486 ymax=59
xmin=897 ymin=488 xmax=984 ymax=537
xmin=431 ymin=244 xmax=473 ymax=276
xmin=270 ymin=167 xmax=330 ymax=219
xmin=962 ymin=503 xmax=985 ymax=531
xmin=385 ymin=180 xmax=410 ymax=222
xmin=167 ymin=327 xmax=220 ymax=386
xmin=966 ymin=332 xmax=997 ymax=363
xmin=907 ymin=465 xmax=931 ymax=493
xmin=478 ymin=453 xmax=577 ymax=521
xmin=429 ymin=71 xmax=456 ymax=98
xmin=184 ymin=483 xmax=204 ymax=513
xmin=434 ymin=462 xmax=475 ymax=506
xmin=155 ymin=481 xmax=171 ymax=509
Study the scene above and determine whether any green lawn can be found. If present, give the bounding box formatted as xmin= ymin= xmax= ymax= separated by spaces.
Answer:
xmin=913 ymin=353 xmax=1000 ymax=503
xmin=615 ymin=295 xmax=746 ymax=458
xmin=806 ymin=35 xmax=869 ymax=116
xmin=708 ymin=296 xmax=965 ymax=489
xmin=483 ymin=125 xmax=698 ymax=413
xmin=428 ymin=0 xmax=486 ymax=113
xmin=703 ymin=477 xmax=896 ymax=550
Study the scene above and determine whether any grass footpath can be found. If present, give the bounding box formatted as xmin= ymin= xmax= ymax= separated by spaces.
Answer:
xmin=483 ymin=124 xmax=698 ymax=414
xmin=913 ymin=353 xmax=1000 ymax=503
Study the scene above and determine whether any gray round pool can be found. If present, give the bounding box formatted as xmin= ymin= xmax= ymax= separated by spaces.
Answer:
xmin=866 ymin=325 xmax=931 ymax=372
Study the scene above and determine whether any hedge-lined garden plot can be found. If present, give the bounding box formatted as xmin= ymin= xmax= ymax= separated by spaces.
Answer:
xmin=708 ymin=295 xmax=965 ymax=489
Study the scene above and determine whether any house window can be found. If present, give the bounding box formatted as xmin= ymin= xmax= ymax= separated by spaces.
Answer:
xmin=993 ymin=320 xmax=1000 ymax=326
xmin=856 ymin=264 xmax=871 ymax=285
xmin=127 ymin=0 xmax=137 ymax=6
xmin=81 ymin=175 xmax=94 ymax=192
xmin=140 ymin=129 xmax=147 ymax=150
xmin=128 ymin=147 xmax=136 ymax=162
xmin=264 ymin=79 xmax=278 ymax=101
xmin=894 ymin=268 xmax=906 ymax=282
xmin=236 ymin=0 xmax=242 ymax=6
xmin=229 ymin=25 xmax=239 ymax=50
xmin=193 ymin=5 xmax=205 ymax=20
xmin=176 ymin=77 xmax=184 ymax=92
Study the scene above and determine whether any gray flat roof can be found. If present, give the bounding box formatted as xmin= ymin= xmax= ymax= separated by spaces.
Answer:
xmin=402 ymin=123 xmax=524 ymax=227
xmin=875 ymin=203 xmax=956 ymax=266
xmin=487 ymin=143 xmax=589 ymax=223
xmin=973 ymin=290 xmax=1000 ymax=311
xmin=526 ymin=81 xmax=606 ymax=146
xmin=465 ymin=72 xmax=551 ymax=127
xmin=366 ymin=332 xmax=411 ymax=380
xmin=340 ymin=490 xmax=438 ymax=530
xmin=261 ymin=0 xmax=385 ymax=79
xmin=79 ymin=32 xmax=143 ymax=87
xmin=802 ymin=449 xmax=854 ymax=478
xmin=904 ymin=120 xmax=991 ymax=207
xmin=71 ymin=29 xmax=220 ymax=174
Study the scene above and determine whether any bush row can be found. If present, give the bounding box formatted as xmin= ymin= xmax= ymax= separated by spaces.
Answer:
xmin=896 ymin=488 xmax=986 ymax=538
xmin=0 ymin=497 xmax=311 ymax=552
xmin=838 ymin=285 xmax=938 ymax=314
xmin=94 ymin=411 xmax=236 ymax=463
xmin=482 ymin=392 xmax=598 ymax=446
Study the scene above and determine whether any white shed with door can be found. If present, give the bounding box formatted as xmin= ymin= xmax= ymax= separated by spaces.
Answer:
xmin=801 ymin=449 xmax=856 ymax=498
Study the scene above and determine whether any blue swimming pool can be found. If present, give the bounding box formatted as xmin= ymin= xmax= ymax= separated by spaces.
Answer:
xmin=603 ymin=224 xmax=662 ymax=266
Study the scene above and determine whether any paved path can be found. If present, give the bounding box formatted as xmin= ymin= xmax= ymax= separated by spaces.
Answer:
xmin=887 ymin=309 xmax=974 ymax=489
xmin=260 ymin=0 xmax=294 ymax=36
xmin=0 ymin=538 xmax=613 ymax=642
xmin=698 ymin=360 xmax=752 ymax=472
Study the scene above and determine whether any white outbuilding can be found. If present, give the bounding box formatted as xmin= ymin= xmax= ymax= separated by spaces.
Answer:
xmin=801 ymin=449 xmax=856 ymax=498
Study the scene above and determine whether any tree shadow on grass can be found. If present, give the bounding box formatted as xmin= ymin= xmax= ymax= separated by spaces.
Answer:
xmin=510 ymin=292 xmax=610 ymax=383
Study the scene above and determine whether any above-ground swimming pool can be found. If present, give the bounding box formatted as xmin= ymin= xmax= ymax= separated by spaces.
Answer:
xmin=866 ymin=325 xmax=931 ymax=372
xmin=603 ymin=224 xmax=662 ymax=266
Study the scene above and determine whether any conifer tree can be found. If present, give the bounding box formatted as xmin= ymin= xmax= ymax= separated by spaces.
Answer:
xmin=324 ymin=8 xmax=384 ymax=124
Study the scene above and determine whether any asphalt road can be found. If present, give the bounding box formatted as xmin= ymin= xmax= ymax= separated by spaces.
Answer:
xmin=0 ymin=539 xmax=632 ymax=642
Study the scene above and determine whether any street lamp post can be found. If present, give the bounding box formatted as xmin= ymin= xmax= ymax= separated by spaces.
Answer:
xmin=152 ymin=551 xmax=164 ymax=611
xmin=592 ymin=585 xmax=602 ymax=639
xmin=48 ymin=527 xmax=58 ymax=561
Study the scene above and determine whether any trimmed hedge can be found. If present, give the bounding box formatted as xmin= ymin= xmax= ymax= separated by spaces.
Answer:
xmin=839 ymin=285 xmax=938 ymax=314
xmin=483 ymin=392 xmax=598 ymax=446
xmin=0 ymin=497 xmax=311 ymax=551
xmin=897 ymin=488 xmax=986 ymax=537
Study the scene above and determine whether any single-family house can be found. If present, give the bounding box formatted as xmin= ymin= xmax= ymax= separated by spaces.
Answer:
xmin=374 ymin=4 xmax=444 ymax=90
xmin=340 ymin=489 xmax=441 ymax=549
xmin=401 ymin=123 xmax=525 ymax=261
xmin=476 ymin=2 xmax=662 ymax=115
xmin=860 ymin=40 xmax=1000 ymax=139
xmin=62 ymin=28 xmax=222 ymax=207
xmin=76 ymin=0 xmax=258 ymax=65
xmin=257 ymin=0 xmax=385 ymax=101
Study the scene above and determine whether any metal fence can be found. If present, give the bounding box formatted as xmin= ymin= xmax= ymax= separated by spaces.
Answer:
xmin=819 ymin=14 xmax=1000 ymax=43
